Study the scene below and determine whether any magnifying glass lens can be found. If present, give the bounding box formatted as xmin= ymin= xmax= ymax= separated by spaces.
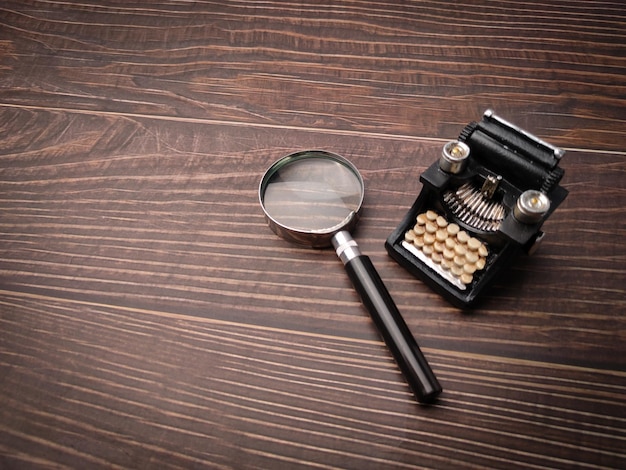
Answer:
xmin=263 ymin=157 xmax=363 ymax=232
xmin=260 ymin=152 xmax=364 ymax=245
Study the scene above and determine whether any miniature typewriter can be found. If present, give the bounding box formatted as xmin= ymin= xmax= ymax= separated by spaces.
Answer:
xmin=385 ymin=110 xmax=568 ymax=307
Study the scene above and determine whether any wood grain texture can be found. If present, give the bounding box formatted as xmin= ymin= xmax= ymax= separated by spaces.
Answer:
xmin=1 ymin=1 xmax=625 ymax=469
xmin=1 ymin=0 xmax=625 ymax=151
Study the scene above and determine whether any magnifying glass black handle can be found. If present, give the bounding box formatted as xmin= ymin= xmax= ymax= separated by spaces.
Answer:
xmin=333 ymin=231 xmax=442 ymax=403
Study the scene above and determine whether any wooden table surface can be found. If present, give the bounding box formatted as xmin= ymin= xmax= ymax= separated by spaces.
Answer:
xmin=1 ymin=1 xmax=624 ymax=469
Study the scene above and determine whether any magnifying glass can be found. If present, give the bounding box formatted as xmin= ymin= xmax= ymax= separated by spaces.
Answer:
xmin=259 ymin=150 xmax=442 ymax=403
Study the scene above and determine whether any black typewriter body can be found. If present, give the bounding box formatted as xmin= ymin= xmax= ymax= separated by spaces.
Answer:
xmin=386 ymin=110 xmax=568 ymax=308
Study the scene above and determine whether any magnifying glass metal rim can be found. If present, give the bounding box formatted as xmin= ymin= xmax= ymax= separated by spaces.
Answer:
xmin=259 ymin=150 xmax=365 ymax=248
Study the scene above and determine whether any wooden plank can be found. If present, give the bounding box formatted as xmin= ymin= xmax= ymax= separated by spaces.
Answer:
xmin=0 ymin=108 xmax=623 ymax=357
xmin=0 ymin=292 xmax=624 ymax=469
xmin=0 ymin=1 xmax=624 ymax=151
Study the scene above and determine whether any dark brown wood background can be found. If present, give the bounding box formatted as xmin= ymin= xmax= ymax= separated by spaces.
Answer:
xmin=1 ymin=1 xmax=624 ymax=468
